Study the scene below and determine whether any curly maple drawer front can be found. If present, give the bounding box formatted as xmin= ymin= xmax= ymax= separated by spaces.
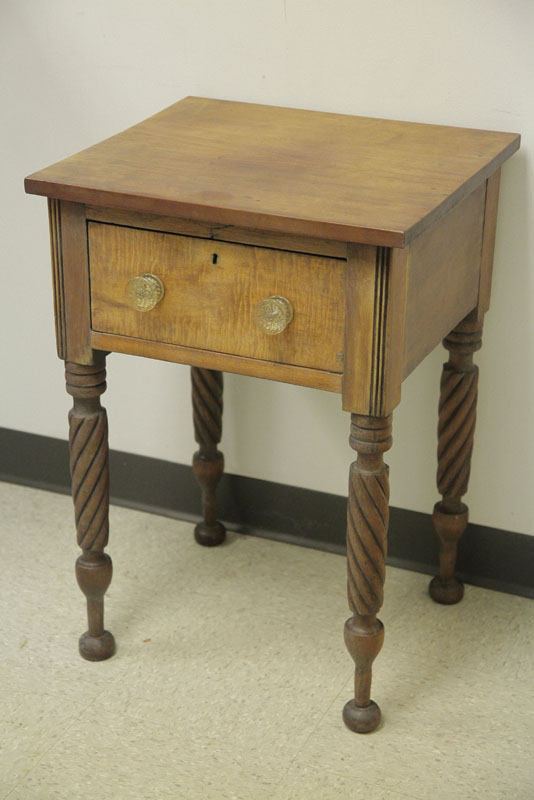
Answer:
xmin=88 ymin=223 xmax=346 ymax=373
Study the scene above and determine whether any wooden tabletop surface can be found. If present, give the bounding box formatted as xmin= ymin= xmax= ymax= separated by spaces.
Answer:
xmin=25 ymin=97 xmax=520 ymax=247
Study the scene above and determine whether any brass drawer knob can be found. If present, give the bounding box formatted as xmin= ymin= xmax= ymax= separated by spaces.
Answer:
xmin=125 ymin=273 xmax=165 ymax=312
xmin=254 ymin=295 xmax=293 ymax=335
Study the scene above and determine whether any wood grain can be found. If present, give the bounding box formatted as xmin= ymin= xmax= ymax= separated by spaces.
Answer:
xmin=402 ymin=183 xmax=485 ymax=377
xmin=48 ymin=199 xmax=66 ymax=359
xmin=342 ymin=245 xmax=408 ymax=415
xmin=26 ymin=97 xmax=520 ymax=246
xmin=85 ymin=206 xmax=347 ymax=259
xmin=90 ymin=331 xmax=343 ymax=393
xmin=88 ymin=222 xmax=346 ymax=373
xmin=47 ymin=200 xmax=93 ymax=364
xmin=474 ymin=170 xmax=501 ymax=321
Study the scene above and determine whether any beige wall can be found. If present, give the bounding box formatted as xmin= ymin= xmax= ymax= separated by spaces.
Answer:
xmin=2 ymin=1 xmax=532 ymax=535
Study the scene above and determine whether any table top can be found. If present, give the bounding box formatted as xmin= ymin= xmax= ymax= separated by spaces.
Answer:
xmin=25 ymin=96 xmax=519 ymax=247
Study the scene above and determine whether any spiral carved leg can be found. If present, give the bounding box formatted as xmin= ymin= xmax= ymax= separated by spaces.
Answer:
xmin=191 ymin=367 xmax=226 ymax=547
xmin=429 ymin=318 xmax=482 ymax=605
xmin=343 ymin=414 xmax=392 ymax=734
xmin=66 ymin=356 xmax=115 ymax=661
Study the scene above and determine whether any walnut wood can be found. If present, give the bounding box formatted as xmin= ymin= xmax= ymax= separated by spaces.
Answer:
xmin=90 ymin=331 xmax=343 ymax=394
xmin=343 ymin=245 xmax=407 ymax=415
xmin=48 ymin=200 xmax=92 ymax=364
xmin=191 ymin=367 xmax=226 ymax=546
xmin=26 ymin=97 xmax=519 ymax=246
xmin=85 ymin=205 xmax=347 ymax=260
xmin=66 ymin=355 xmax=115 ymax=660
xmin=343 ymin=414 xmax=392 ymax=733
xmin=402 ymin=183 xmax=485 ymax=378
xmin=429 ymin=316 xmax=483 ymax=605
xmin=88 ymin=222 xmax=346 ymax=374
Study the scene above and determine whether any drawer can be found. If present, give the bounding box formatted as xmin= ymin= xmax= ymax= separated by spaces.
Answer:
xmin=88 ymin=223 xmax=346 ymax=373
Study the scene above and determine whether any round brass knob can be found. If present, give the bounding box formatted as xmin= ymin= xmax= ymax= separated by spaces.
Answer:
xmin=125 ymin=273 xmax=165 ymax=312
xmin=254 ymin=295 xmax=293 ymax=335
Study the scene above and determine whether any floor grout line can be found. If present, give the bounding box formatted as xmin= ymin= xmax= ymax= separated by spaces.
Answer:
xmin=287 ymin=675 xmax=351 ymax=760
xmin=1 ymin=693 xmax=112 ymax=796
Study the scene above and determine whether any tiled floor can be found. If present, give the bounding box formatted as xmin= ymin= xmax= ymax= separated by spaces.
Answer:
xmin=1 ymin=481 xmax=533 ymax=799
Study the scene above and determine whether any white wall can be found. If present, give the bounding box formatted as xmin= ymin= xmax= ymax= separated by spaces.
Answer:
xmin=1 ymin=0 xmax=532 ymax=535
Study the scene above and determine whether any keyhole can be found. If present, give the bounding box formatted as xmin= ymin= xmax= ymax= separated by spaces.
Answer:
xmin=212 ymin=253 xmax=218 ymax=265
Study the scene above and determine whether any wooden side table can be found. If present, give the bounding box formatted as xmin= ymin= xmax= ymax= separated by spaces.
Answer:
xmin=25 ymin=97 xmax=520 ymax=733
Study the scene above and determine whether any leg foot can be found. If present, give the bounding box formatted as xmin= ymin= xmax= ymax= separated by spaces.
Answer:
xmin=79 ymin=630 xmax=116 ymax=661
xmin=429 ymin=576 xmax=464 ymax=605
xmin=194 ymin=520 xmax=226 ymax=547
xmin=343 ymin=699 xmax=382 ymax=733
xmin=429 ymin=501 xmax=468 ymax=604
xmin=344 ymin=614 xmax=385 ymax=733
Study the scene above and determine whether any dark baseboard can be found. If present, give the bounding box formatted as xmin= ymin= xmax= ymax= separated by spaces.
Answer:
xmin=1 ymin=427 xmax=532 ymax=598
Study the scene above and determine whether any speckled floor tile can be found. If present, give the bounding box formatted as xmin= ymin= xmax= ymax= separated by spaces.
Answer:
xmin=0 ymin=484 xmax=245 ymax=705
xmin=0 ymin=783 xmax=16 ymax=800
xmin=0 ymin=691 xmax=87 ymax=785
xmin=384 ymin=571 xmax=533 ymax=667
xmin=89 ymin=581 xmax=352 ymax=753
xmin=275 ymin=764 xmax=391 ymax=799
xmin=296 ymin=661 xmax=534 ymax=800
xmin=193 ymin=532 xmax=349 ymax=623
xmin=381 ymin=794 xmax=424 ymax=800
xmin=1 ymin=481 xmax=533 ymax=800
xmin=7 ymin=708 xmax=285 ymax=800
xmin=190 ymin=531 xmax=416 ymax=629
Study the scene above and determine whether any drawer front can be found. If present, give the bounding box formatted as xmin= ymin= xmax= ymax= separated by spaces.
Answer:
xmin=88 ymin=223 xmax=346 ymax=373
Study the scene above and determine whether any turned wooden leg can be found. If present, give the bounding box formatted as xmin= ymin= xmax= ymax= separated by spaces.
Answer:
xmin=343 ymin=414 xmax=392 ymax=734
xmin=66 ymin=355 xmax=115 ymax=661
xmin=191 ymin=367 xmax=226 ymax=547
xmin=429 ymin=317 xmax=483 ymax=605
